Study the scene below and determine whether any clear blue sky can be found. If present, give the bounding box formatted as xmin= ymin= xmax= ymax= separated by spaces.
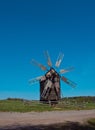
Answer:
xmin=0 ymin=0 xmax=95 ymax=100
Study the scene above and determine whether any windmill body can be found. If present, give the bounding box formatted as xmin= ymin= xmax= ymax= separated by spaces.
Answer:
xmin=29 ymin=51 xmax=76 ymax=103
xmin=40 ymin=68 xmax=60 ymax=103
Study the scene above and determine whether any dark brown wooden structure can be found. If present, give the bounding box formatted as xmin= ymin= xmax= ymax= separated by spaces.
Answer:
xmin=40 ymin=68 xmax=61 ymax=103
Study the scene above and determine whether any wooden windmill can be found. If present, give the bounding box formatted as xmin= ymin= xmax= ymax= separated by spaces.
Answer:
xmin=29 ymin=51 xmax=76 ymax=103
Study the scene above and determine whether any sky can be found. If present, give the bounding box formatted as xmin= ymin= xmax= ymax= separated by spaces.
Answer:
xmin=0 ymin=0 xmax=95 ymax=100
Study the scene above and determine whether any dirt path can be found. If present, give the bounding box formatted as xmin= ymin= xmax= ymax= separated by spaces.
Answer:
xmin=0 ymin=110 xmax=95 ymax=129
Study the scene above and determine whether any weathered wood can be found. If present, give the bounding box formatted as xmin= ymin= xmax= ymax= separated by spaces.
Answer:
xmin=40 ymin=68 xmax=61 ymax=103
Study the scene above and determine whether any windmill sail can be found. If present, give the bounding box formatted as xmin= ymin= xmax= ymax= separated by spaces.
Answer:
xmin=44 ymin=51 xmax=52 ymax=67
xmin=55 ymin=52 xmax=64 ymax=68
xmin=61 ymin=76 xmax=76 ymax=88
xmin=31 ymin=59 xmax=47 ymax=71
xmin=41 ymin=79 xmax=52 ymax=99
xmin=29 ymin=76 xmax=43 ymax=84
xmin=60 ymin=67 xmax=74 ymax=74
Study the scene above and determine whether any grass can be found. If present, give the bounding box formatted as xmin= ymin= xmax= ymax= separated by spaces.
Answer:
xmin=0 ymin=96 xmax=95 ymax=112
xmin=0 ymin=99 xmax=53 ymax=112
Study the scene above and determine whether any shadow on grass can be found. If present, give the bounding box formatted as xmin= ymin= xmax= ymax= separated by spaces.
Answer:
xmin=0 ymin=121 xmax=95 ymax=130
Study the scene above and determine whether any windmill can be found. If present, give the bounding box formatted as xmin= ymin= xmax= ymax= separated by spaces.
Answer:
xmin=29 ymin=51 xmax=76 ymax=104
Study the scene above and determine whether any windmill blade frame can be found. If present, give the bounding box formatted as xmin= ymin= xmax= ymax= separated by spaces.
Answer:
xmin=29 ymin=76 xmax=43 ymax=84
xmin=61 ymin=76 xmax=77 ymax=88
xmin=41 ymin=79 xmax=52 ymax=99
xmin=44 ymin=50 xmax=52 ymax=67
xmin=59 ymin=67 xmax=74 ymax=74
xmin=31 ymin=59 xmax=47 ymax=71
xmin=55 ymin=52 xmax=64 ymax=68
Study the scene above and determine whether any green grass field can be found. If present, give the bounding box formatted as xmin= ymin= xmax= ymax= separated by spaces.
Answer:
xmin=0 ymin=96 xmax=95 ymax=112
